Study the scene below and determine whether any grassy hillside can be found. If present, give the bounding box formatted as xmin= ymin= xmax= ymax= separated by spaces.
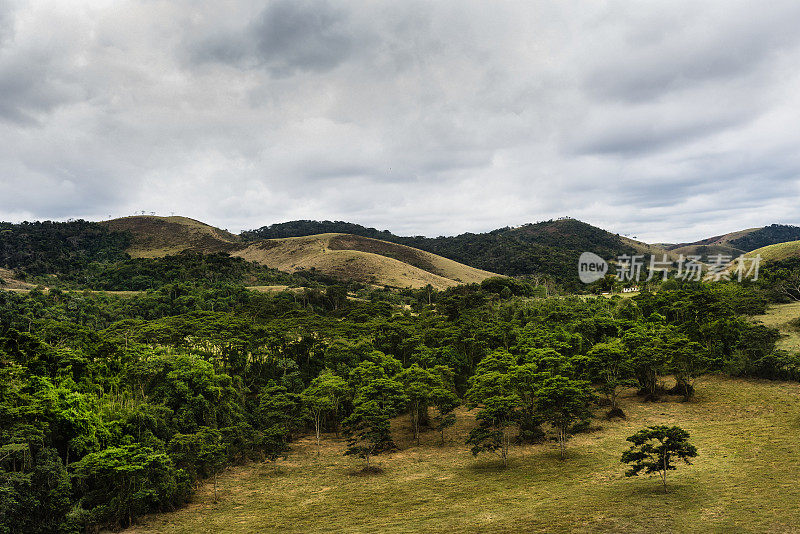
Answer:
xmin=0 ymin=267 xmax=35 ymax=290
xmin=125 ymin=376 xmax=800 ymax=534
xmin=102 ymin=216 xmax=496 ymax=289
xmin=100 ymin=216 xmax=240 ymax=258
xmin=668 ymin=243 xmax=745 ymax=258
xmin=729 ymin=225 xmax=800 ymax=252
xmin=747 ymin=240 xmax=800 ymax=262
xmin=666 ymin=227 xmax=759 ymax=249
xmin=235 ymin=233 xmax=495 ymax=289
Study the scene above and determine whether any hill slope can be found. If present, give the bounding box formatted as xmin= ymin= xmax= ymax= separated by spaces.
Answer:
xmin=667 ymin=224 xmax=800 ymax=255
xmin=101 ymin=216 xmax=496 ymax=289
xmin=0 ymin=267 xmax=35 ymax=290
xmin=747 ymin=240 xmax=800 ymax=262
xmin=244 ymin=218 xmax=669 ymax=285
xmin=101 ymin=216 xmax=239 ymax=258
xmin=235 ymin=234 xmax=495 ymax=289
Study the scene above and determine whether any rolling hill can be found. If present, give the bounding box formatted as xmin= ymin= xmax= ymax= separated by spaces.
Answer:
xmin=746 ymin=240 xmax=800 ymax=262
xmin=100 ymin=216 xmax=496 ymax=289
xmin=102 ymin=216 xmax=240 ymax=258
xmin=7 ymin=216 xmax=798 ymax=291
xmin=242 ymin=218 xmax=671 ymax=286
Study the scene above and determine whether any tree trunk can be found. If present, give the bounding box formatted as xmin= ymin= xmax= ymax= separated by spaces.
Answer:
xmin=411 ymin=404 xmax=420 ymax=444
xmin=315 ymin=412 xmax=321 ymax=456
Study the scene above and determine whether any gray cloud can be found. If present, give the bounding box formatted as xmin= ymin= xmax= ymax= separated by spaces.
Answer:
xmin=190 ymin=0 xmax=365 ymax=75
xmin=1 ymin=0 xmax=800 ymax=243
xmin=581 ymin=2 xmax=800 ymax=104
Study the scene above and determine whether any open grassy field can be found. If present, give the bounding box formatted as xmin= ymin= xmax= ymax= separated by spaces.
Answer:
xmin=753 ymin=300 xmax=800 ymax=352
xmin=125 ymin=376 xmax=800 ymax=534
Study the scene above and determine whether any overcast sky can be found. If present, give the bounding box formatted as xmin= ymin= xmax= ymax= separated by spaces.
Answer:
xmin=1 ymin=0 xmax=800 ymax=243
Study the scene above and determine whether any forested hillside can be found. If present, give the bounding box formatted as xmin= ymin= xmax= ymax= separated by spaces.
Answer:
xmin=3 ymin=219 xmax=800 ymax=533
xmin=728 ymin=224 xmax=800 ymax=251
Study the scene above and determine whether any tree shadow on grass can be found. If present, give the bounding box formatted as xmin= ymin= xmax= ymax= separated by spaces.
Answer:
xmin=348 ymin=465 xmax=385 ymax=477
xmin=603 ymin=474 xmax=710 ymax=508
xmin=464 ymin=457 xmax=514 ymax=474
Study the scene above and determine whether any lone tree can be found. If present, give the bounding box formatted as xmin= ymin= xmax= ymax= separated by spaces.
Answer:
xmin=396 ymin=364 xmax=438 ymax=444
xmin=430 ymin=386 xmax=458 ymax=445
xmin=429 ymin=365 xmax=459 ymax=445
xmin=665 ymin=337 xmax=710 ymax=401
xmin=466 ymin=395 xmax=521 ymax=467
xmin=621 ymin=425 xmax=698 ymax=492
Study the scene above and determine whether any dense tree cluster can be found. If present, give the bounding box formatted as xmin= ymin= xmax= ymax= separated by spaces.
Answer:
xmin=59 ymin=252 xmax=313 ymax=291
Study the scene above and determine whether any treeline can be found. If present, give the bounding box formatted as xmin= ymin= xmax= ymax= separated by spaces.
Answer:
xmin=2 ymin=268 xmax=797 ymax=532
xmin=242 ymin=218 xmax=638 ymax=287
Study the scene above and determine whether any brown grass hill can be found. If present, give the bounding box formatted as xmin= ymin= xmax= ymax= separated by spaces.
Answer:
xmin=100 ymin=216 xmax=496 ymax=289
xmin=234 ymin=233 xmax=496 ymax=290
xmin=100 ymin=216 xmax=240 ymax=258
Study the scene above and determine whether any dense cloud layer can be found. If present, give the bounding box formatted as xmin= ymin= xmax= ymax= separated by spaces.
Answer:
xmin=1 ymin=0 xmax=799 ymax=242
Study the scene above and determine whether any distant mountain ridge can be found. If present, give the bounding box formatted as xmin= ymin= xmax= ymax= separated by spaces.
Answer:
xmin=4 ymin=216 xmax=800 ymax=290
